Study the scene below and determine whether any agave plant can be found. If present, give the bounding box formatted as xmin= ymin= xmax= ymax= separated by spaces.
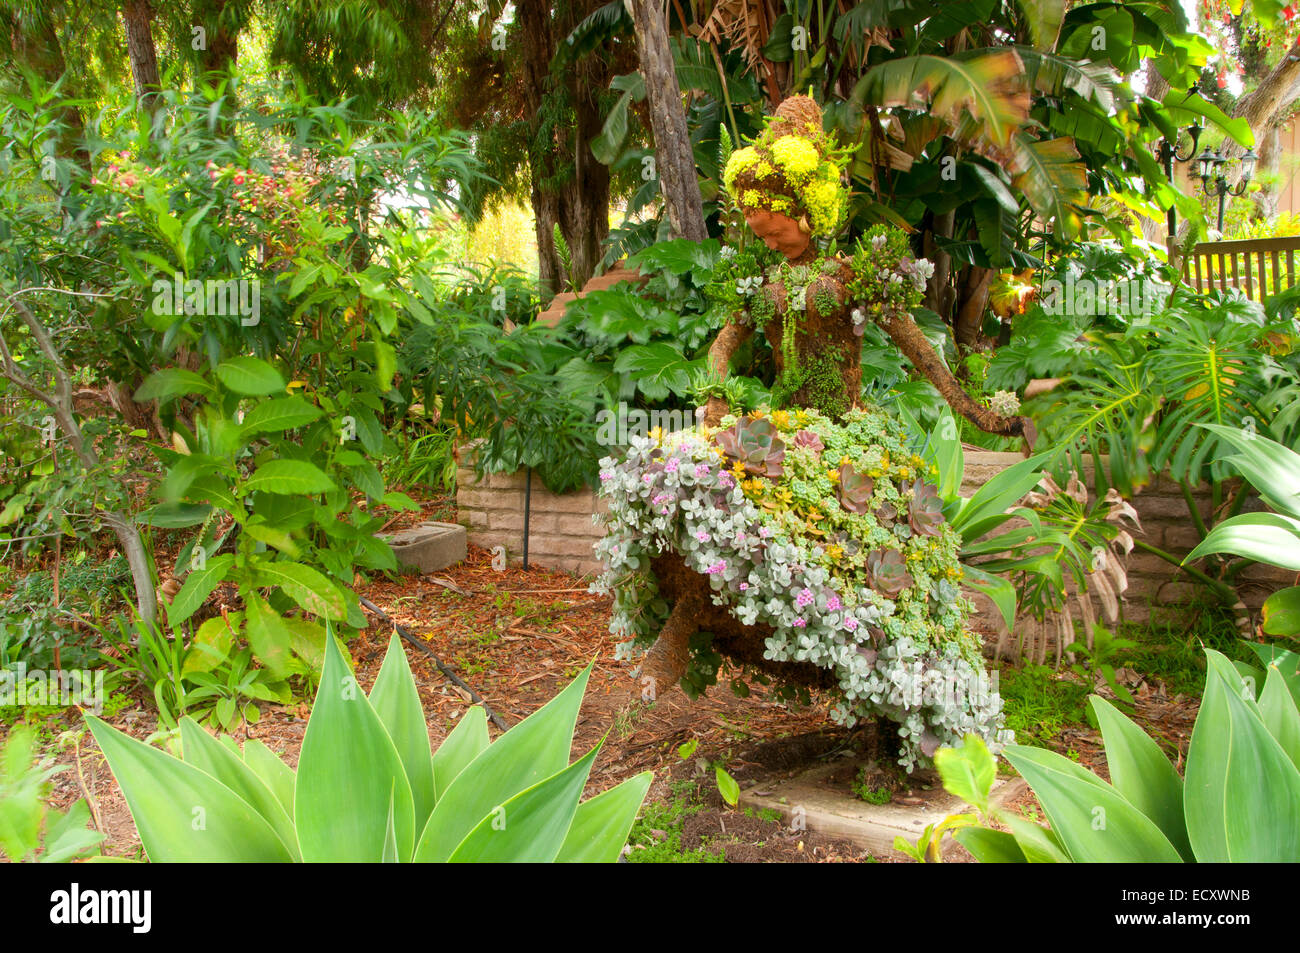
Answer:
xmin=866 ymin=549 xmax=913 ymax=598
xmin=899 ymin=645 xmax=1300 ymax=863
xmin=1186 ymin=425 xmax=1300 ymax=637
xmin=907 ymin=479 xmax=945 ymax=537
xmin=87 ymin=633 xmax=651 ymax=862
xmin=836 ymin=464 xmax=874 ymax=513
xmin=714 ymin=416 xmax=786 ymax=478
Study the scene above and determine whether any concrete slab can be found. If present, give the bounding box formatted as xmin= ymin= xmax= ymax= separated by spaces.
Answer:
xmin=381 ymin=521 xmax=467 ymax=574
xmin=738 ymin=759 xmax=1026 ymax=860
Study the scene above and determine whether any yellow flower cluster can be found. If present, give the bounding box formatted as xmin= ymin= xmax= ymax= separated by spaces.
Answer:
xmin=770 ymin=135 xmax=821 ymax=179
xmin=722 ymin=123 xmax=847 ymax=238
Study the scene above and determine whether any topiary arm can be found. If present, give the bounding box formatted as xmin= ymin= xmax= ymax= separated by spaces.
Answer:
xmin=701 ymin=319 xmax=754 ymax=426
xmin=875 ymin=308 xmax=1036 ymax=442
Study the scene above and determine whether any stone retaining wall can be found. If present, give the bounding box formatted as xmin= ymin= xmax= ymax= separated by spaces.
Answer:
xmin=457 ymin=451 xmax=1292 ymax=622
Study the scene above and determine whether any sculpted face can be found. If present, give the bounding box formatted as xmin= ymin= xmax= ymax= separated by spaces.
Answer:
xmin=745 ymin=208 xmax=811 ymax=260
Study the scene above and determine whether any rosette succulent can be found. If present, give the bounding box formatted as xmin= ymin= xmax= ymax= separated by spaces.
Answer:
xmin=595 ymin=406 xmax=1011 ymax=770
xmin=836 ymin=464 xmax=874 ymax=514
xmin=714 ymin=416 xmax=786 ymax=478
xmin=867 ymin=548 xmax=913 ymax=597
xmin=908 ymin=479 xmax=945 ymax=537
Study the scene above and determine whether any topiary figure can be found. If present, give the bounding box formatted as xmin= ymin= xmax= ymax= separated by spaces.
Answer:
xmin=597 ymin=96 xmax=1029 ymax=769
xmin=596 ymin=407 xmax=1012 ymax=771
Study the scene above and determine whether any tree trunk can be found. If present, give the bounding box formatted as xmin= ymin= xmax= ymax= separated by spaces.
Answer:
xmin=953 ymin=263 xmax=993 ymax=350
xmin=1253 ymin=123 xmax=1282 ymax=222
xmin=9 ymin=13 xmax=90 ymax=175
xmin=627 ymin=0 xmax=708 ymax=242
xmin=122 ymin=0 xmax=162 ymax=114
xmin=518 ymin=0 xmax=611 ymax=304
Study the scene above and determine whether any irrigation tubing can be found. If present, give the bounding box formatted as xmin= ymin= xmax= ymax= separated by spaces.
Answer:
xmin=358 ymin=595 xmax=510 ymax=731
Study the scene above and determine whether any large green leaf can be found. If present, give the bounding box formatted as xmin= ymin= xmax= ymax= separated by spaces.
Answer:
xmin=1185 ymin=512 xmax=1300 ymax=571
xmin=1258 ymin=665 xmax=1300 ymax=771
xmin=241 ymin=396 xmax=323 ymax=436
xmin=1002 ymin=744 xmax=1183 ymax=862
xmin=934 ymin=733 xmax=995 ymax=816
xmin=960 ymin=564 xmax=1017 ymax=634
xmin=1090 ymin=697 xmax=1192 ymax=861
xmin=953 ymin=826 xmax=1027 ymax=862
xmin=414 ymin=664 xmax=591 ymax=862
xmin=1262 ymin=586 xmax=1300 ymax=637
xmin=241 ymin=739 xmax=295 ymax=818
xmin=166 ymin=553 xmax=234 ymax=626
xmin=243 ymin=459 xmax=336 ymax=495
xmin=369 ymin=633 xmax=436 ymax=831
xmin=1009 ymin=133 xmax=1087 ymax=239
xmin=86 ymin=716 xmax=293 ymax=862
xmin=1184 ymin=650 xmax=1300 ymax=862
xmin=250 ymin=559 xmax=347 ymax=620
xmin=1198 ymin=423 xmax=1300 ymax=518
xmin=216 ymin=356 xmax=285 ymax=396
xmin=243 ymin=592 xmax=293 ymax=678
xmin=556 ymin=771 xmax=652 ymax=863
xmin=447 ymin=745 xmax=599 ymax=863
xmin=294 ymin=632 xmax=416 ymax=862
xmin=178 ymin=718 xmax=300 ymax=859
xmin=853 ymin=51 xmax=1030 ymax=148
xmin=133 ymin=368 xmax=215 ymax=402
xmin=431 ymin=706 xmax=490 ymax=801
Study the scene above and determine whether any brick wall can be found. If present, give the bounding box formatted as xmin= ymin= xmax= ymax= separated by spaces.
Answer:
xmin=457 ymin=451 xmax=1293 ymax=619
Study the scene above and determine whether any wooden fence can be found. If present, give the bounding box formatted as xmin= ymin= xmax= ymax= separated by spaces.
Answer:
xmin=1183 ymin=236 xmax=1300 ymax=301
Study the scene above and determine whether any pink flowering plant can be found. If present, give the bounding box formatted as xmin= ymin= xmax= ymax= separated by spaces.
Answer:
xmin=594 ymin=406 xmax=1011 ymax=770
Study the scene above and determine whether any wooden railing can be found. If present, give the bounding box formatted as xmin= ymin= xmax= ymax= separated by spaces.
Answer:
xmin=1184 ymin=236 xmax=1300 ymax=301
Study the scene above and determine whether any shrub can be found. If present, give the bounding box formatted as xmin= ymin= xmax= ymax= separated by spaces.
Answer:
xmin=88 ymin=632 xmax=651 ymax=862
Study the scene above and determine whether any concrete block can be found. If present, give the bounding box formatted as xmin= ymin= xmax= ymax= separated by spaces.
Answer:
xmin=381 ymin=521 xmax=467 ymax=573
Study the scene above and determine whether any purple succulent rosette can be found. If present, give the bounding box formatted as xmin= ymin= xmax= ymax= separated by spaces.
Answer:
xmin=592 ymin=408 xmax=1011 ymax=770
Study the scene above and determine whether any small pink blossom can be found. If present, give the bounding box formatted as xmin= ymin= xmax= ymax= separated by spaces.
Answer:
xmin=694 ymin=464 xmax=710 ymax=477
xmin=707 ymin=560 xmax=727 ymax=574
xmin=827 ymin=596 xmax=842 ymax=611
xmin=843 ymin=617 xmax=858 ymax=632
xmin=696 ymin=531 xmax=711 ymax=542
xmin=793 ymin=617 xmax=806 ymax=628
xmin=796 ymin=588 xmax=814 ymax=608
xmin=739 ymin=582 xmax=749 ymax=591
xmin=665 ymin=458 xmax=678 ymax=473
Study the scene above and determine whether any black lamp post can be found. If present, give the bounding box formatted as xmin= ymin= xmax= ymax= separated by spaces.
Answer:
xmin=1197 ymin=146 xmax=1257 ymax=232
xmin=1160 ymin=118 xmax=1202 ymax=244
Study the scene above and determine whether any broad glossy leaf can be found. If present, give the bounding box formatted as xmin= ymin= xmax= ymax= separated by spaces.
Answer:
xmin=86 ymin=716 xmax=292 ymax=862
xmin=216 ymin=356 xmax=285 ymax=396
xmin=1184 ymin=650 xmax=1300 ymax=862
xmin=243 ymin=459 xmax=336 ymax=496
xmin=250 ymin=559 xmax=346 ymax=620
xmin=1185 ymin=512 xmax=1300 ymax=570
xmin=179 ymin=718 xmax=299 ymax=859
xmin=1258 ymin=665 xmax=1300 ymax=771
xmin=953 ymin=826 xmax=1027 ymax=863
xmin=1262 ymin=586 xmax=1300 ymax=636
xmin=1000 ymin=813 xmax=1068 ymax=862
xmin=370 ymin=633 xmax=436 ymax=830
xmin=556 ymin=771 xmax=652 ymax=863
xmin=448 ymin=745 xmax=599 ymax=863
xmin=431 ymin=707 xmax=489 ymax=801
xmin=243 ymin=592 xmax=293 ymax=678
xmin=1090 ymin=696 xmax=1192 ymax=861
xmin=295 ymin=633 xmax=415 ymax=862
xmin=415 ymin=665 xmax=590 ymax=862
xmin=240 ymin=396 xmax=322 ymax=436
xmin=1003 ymin=744 xmax=1182 ymax=862
xmin=166 ymin=554 xmax=234 ymax=626
xmin=241 ymin=739 xmax=295 ymax=818
xmin=934 ymin=733 xmax=995 ymax=816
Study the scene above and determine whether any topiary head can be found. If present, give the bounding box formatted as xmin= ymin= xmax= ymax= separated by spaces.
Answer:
xmin=722 ymin=96 xmax=848 ymax=253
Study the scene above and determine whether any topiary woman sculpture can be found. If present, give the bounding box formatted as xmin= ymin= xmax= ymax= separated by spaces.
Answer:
xmin=595 ymin=96 xmax=1020 ymax=768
